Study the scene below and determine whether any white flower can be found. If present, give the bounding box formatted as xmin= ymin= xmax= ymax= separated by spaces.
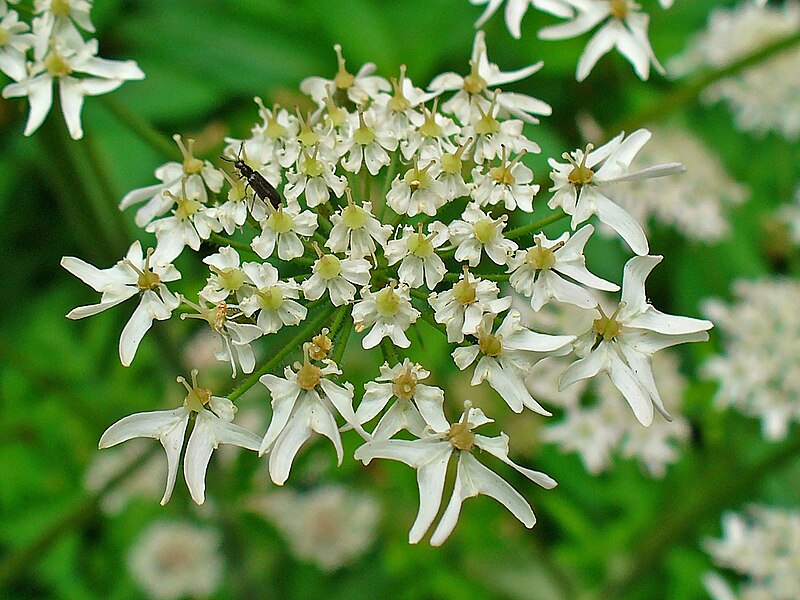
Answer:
xmin=340 ymin=107 xmax=399 ymax=175
xmin=471 ymin=0 xmax=574 ymax=39
xmin=245 ymin=98 xmax=300 ymax=169
xmin=119 ymin=135 xmax=224 ymax=228
xmin=34 ymin=0 xmax=95 ymax=36
xmin=300 ymin=43 xmax=390 ymax=107
xmin=2 ymin=28 xmax=143 ymax=139
xmin=146 ymin=178 xmax=222 ymax=264
xmin=61 ymin=241 xmax=180 ymax=366
xmin=352 ymin=283 xmax=420 ymax=349
xmin=374 ymin=64 xmax=438 ymax=133
xmin=428 ymin=267 xmax=512 ymax=343
xmin=356 ymin=359 xmax=449 ymax=439
xmin=302 ymin=246 xmax=371 ymax=306
xmin=0 ymin=5 xmax=34 ymax=81
xmin=400 ymin=100 xmax=460 ymax=160
xmin=200 ymin=246 xmax=247 ymax=304
xmin=284 ymin=145 xmax=347 ymax=208
xmin=561 ymin=255 xmax=712 ymax=426
xmin=128 ymin=521 xmax=223 ymax=600
xmin=384 ymin=222 xmax=449 ymax=289
xmin=239 ymin=262 xmax=306 ymax=334
xmin=547 ymin=129 xmax=685 ymax=255
xmin=355 ymin=402 xmax=557 ymax=546
xmin=326 ymin=193 xmax=392 ymax=259
xmin=462 ymin=100 xmax=540 ymax=164
xmin=507 ymin=225 xmax=619 ymax=311
xmin=259 ymin=348 xmax=368 ymax=485
xmin=386 ymin=158 xmax=447 ymax=217
xmin=98 ymin=371 xmax=261 ymax=505
xmin=251 ymin=200 xmax=318 ymax=261
xmin=471 ymin=148 xmax=538 ymax=212
xmin=429 ymin=30 xmax=551 ymax=124
xmin=435 ymin=139 xmax=472 ymax=201
xmin=538 ymin=0 xmax=664 ymax=82
xmin=453 ymin=310 xmax=575 ymax=414
xmin=179 ymin=296 xmax=262 ymax=378
xmin=449 ymin=202 xmax=518 ymax=266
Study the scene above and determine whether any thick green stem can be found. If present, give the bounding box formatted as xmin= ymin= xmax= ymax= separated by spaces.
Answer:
xmin=505 ymin=209 xmax=568 ymax=240
xmin=100 ymin=96 xmax=177 ymax=160
xmin=227 ymin=302 xmax=337 ymax=402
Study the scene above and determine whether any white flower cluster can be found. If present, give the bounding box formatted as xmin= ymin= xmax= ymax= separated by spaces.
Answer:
xmin=248 ymin=485 xmax=380 ymax=571
xmin=602 ymin=124 xmax=747 ymax=243
xmin=128 ymin=520 xmax=223 ymax=600
xmin=703 ymin=278 xmax=800 ymax=441
xmin=777 ymin=186 xmax=800 ymax=246
xmin=0 ymin=0 xmax=144 ymax=139
xmin=703 ymin=507 xmax=800 ymax=600
xmin=668 ymin=1 xmax=800 ymax=140
xmin=62 ymin=33 xmax=711 ymax=545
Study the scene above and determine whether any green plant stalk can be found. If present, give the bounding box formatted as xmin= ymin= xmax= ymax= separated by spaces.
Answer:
xmin=505 ymin=209 xmax=568 ymax=240
xmin=227 ymin=302 xmax=338 ymax=402
xmin=330 ymin=312 xmax=353 ymax=365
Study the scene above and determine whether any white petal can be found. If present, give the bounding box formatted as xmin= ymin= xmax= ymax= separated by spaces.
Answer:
xmin=183 ymin=412 xmax=216 ymax=505
xmin=118 ymin=300 xmax=155 ymax=366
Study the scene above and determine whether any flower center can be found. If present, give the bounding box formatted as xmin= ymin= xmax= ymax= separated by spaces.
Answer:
xmin=302 ymin=154 xmax=325 ymax=178
xmin=296 ymin=112 xmax=319 ymax=147
xmin=478 ymin=332 xmax=503 ymax=357
xmin=0 ymin=29 xmax=9 ymax=47
xmin=317 ymin=254 xmax=342 ymax=279
xmin=127 ymin=249 xmax=161 ymax=291
xmin=173 ymin=135 xmax=204 ymax=175
xmin=387 ymin=67 xmax=410 ymax=112
xmin=333 ymin=44 xmax=355 ymax=90
xmin=403 ymin=164 xmax=432 ymax=191
xmin=392 ymin=368 xmax=417 ymax=401
xmin=490 ymin=164 xmax=515 ymax=186
xmin=228 ymin=179 xmax=247 ymax=203
xmin=375 ymin=286 xmax=401 ymax=317
xmin=309 ymin=329 xmax=333 ymax=360
xmin=178 ymin=370 xmax=212 ymax=413
xmin=609 ymin=0 xmax=628 ymax=19
xmin=257 ymin=286 xmax=284 ymax=310
xmin=407 ymin=232 xmax=434 ymax=258
xmin=175 ymin=194 xmax=201 ymax=220
xmin=296 ymin=360 xmax=322 ymax=391
xmin=463 ymin=59 xmax=487 ymax=95
xmin=452 ymin=278 xmax=477 ymax=305
xmin=592 ymin=303 xmax=625 ymax=346
xmin=267 ymin=209 xmax=294 ymax=233
xmin=341 ymin=203 xmax=368 ymax=229
xmin=473 ymin=218 xmax=497 ymax=244
xmin=525 ymin=241 xmax=558 ymax=271
xmin=216 ymin=267 xmax=245 ymax=291
xmin=44 ymin=51 xmax=72 ymax=77
xmin=447 ymin=422 xmax=475 ymax=451
xmin=353 ymin=112 xmax=376 ymax=146
xmin=50 ymin=0 xmax=72 ymax=17
xmin=419 ymin=101 xmax=443 ymax=138
xmin=567 ymin=145 xmax=595 ymax=187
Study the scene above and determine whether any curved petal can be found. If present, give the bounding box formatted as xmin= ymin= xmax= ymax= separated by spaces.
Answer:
xmin=183 ymin=412 xmax=216 ymax=505
xmin=118 ymin=300 xmax=155 ymax=367
xmin=409 ymin=446 xmax=452 ymax=544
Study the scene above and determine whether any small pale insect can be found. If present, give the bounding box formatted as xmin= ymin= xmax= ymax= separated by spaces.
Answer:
xmin=221 ymin=144 xmax=282 ymax=208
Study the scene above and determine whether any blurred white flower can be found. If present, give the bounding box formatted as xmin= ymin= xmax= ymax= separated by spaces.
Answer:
xmin=779 ymin=186 xmax=800 ymax=245
xmin=471 ymin=0 xmax=574 ymax=38
xmin=128 ymin=521 xmax=223 ymax=600
xmin=0 ymin=4 xmax=34 ymax=80
xmin=703 ymin=278 xmax=800 ymax=440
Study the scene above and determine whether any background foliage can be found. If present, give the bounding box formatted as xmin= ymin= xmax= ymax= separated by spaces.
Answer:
xmin=1 ymin=1 xmax=799 ymax=598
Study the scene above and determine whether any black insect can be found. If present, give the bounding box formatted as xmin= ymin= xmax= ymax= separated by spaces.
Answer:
xmin=221 ymin=144 xmax=282 ymax=208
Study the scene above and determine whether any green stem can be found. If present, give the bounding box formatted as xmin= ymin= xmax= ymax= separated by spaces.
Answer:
xmin=227 ymin=302 xmax=337 ymax=402
xmin=609 ymin=29 xmax=800 ymax=135
xmin=505 ymin=209 xmax=568 ymax=240
xmin=595 ymin=434 xmax=800 ymax=600
xmin=330 ymin=312 xmax=353 ymax=365
xmin=100 ymin=95 xmax=177 ymax=160
xmin=380 ymin=338 xmax=401 ymax=365
xmin=442 ymin=271 xmax=508 ymax=282
xmin=209 ymin=233 xmax=258 ymax=256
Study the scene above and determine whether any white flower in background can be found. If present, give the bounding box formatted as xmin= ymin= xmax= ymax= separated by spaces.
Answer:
xmin=357 ymin=359 xmax=449 ymax=439
xmin=668 ymin=2 xmax=800 ymax=139
xmin=248 ymin=485 xmax=380 ymax=571
xmin=0 ymin=5 xmax=34 ymax=80
xmin=450 ymin=202 xmax=518 ymax=266
xmin=178 ymin=296 xmax=262 ymax=377
xmin=200 ymin=246 xmax=246 ymax=304
xmin=128 ymin=521 xmax=223 ymax=600
xmin=471 ymin=149 xmax=538 ymax=212
xmin=239 ymin=262 xmax=306 ymax=334
xmin=259 ymin=348 xmax=368 ymax=485
xmin=2 ymin=25 xmax=144 ymax=139
xmin=61 ymin=241 xmax=180 ymax=366
xmin=548 ymin=129 xmax=685 ymax=255
xmin=340 ymin=107 xmax=399 ymax=175
xmin=99 ymin=371 xmax=261 ymax=505
xmin=471 ymin=0 xmax=574 ymax=39
xmin=147 ymin=178 xmax=222 ymax=264
xmin=454 ymin=310 xmax=575 ymax=414
xmin=355 ymin=401 xmax=557 ymax=546
xmin=703 ymin=278 xmax=800 ymax=441
xmin=384 ymin=222 xmax=449 ymax=289
xmin=603 ymin=125 xmax=747 ymax=242
xmin=508 ymin=225 xmax=619 ymax=311
xmin=302 ymin=245 xmax=371 ymax=306
xmin=428 ymin=30 xmax=551 ymax=124
xmin=34 ymin=0 xmax=94 ymax=41
xmin=538 ymin=0 xmax=664 ymax=81
xmin=428 ymin=267 xmax=512 ymax=343
xmin=119 ymin=135 xmax=224 ymax=228
xmin=703 ymin=507 xmax=800 ymax=600
xmin=352 ymin=283 xmax=420 ymax=349
xmin=326 ymin=193 xmax=392 ymax=259
xmin=251 ymin=200 xmax=318 ymax=261
xmin=561 ymin=255 xmax=712 ymax=426
xmin=301 ymin=43 xmax=390 ymax=107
